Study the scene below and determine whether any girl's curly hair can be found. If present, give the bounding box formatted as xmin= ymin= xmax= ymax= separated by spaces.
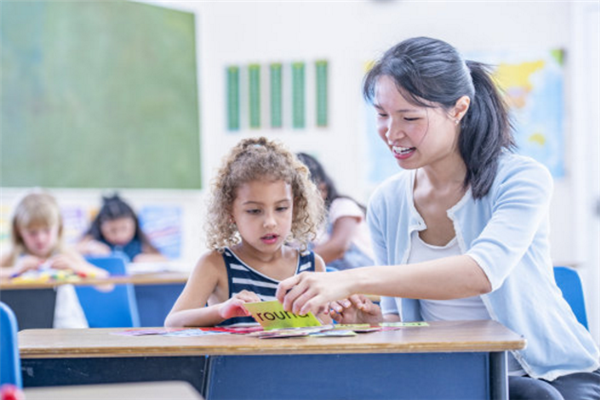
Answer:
xmin=205 ymin=137 xmax=325 ymax=252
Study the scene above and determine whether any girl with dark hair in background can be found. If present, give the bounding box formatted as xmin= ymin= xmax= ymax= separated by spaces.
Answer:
xmin=278 ymin=37 xmax=599 ymax=400
xmin=296 ymin=152 xmax=374 ymax=271
xmin=77 ymin=194 xmax=167 ymax=263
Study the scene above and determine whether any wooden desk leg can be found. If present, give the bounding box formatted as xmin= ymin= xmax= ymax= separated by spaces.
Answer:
xmin=490 ymin=351 xmax=508 ymax=400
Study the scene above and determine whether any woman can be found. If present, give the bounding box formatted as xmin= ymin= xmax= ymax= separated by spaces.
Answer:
xmin=277 ymin=37 xmax=599 ymax=399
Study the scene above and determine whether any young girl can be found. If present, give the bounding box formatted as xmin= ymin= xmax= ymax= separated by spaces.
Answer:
xmin=297 ymin=152 xmax=375 ymax=271
xmin=0 ymin=191 xmax=108 ymax=328
xmin=278 ymin=37 xmax=599 ymax=399
xmin=77 ymin=194 xmax=167 ymax=263
xmin=165 ymin=137 xmax=330 ymax=327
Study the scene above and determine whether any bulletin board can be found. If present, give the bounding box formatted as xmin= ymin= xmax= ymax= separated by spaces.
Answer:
xmin=0 ymin=1 xmax=201 ymax=189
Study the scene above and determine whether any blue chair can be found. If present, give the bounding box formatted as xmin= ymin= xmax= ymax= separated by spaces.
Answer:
xmin=75 ymin=256 xmax=141 ymax=328
xmin=554 ymin=266 xmax=588 ymax=330
xmin=0 ymin=302 xmax=22 ymax=388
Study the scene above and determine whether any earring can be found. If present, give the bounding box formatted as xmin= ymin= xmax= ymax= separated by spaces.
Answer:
xmin=455 ymin=119 xmax=460 ymax=125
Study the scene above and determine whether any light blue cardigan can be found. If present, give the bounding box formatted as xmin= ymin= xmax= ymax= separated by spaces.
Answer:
xmin=368 ymin=152 xmax=599 ymax=380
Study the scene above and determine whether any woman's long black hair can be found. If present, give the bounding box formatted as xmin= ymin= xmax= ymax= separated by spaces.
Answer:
xmin=363 ymin=37 xmax=516 ymax=199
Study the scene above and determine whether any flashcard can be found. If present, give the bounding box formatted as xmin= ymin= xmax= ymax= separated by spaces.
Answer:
xmin=243 ymin=301 xmax=322 ymax=330
xmin=379 ymin=322 xmax=429 ymax=328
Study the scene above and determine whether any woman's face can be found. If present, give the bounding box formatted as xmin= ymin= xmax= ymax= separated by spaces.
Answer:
xmin=19 ymin=223 xmax=59 ymax=258
xmin=373 ymin=75 xmax=461 ymax=171
xmin=100 ymin=217 xmax=136 ymax=246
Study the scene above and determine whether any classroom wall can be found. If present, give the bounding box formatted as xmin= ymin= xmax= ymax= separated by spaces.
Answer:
xmin=2 ymin=0 xmax=598 ymax=342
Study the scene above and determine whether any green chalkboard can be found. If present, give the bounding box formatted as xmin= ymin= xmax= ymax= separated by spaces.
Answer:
xmin=1 ymin=1 xmax=201 ymax=189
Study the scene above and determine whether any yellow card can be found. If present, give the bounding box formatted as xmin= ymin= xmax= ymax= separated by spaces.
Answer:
xmin=243 ymin=301 xmax=322 ymax=330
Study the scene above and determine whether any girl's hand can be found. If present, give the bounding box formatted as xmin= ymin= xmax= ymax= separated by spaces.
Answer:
xmin=79 ymin=240 xmax=111 ymax=255
xmin=276 ymin=271 xmax=352 ymax=316
xmin=12 ymin=256 xmax=44 ymax=275
xmin=218 ymin=290 xmax=261 ymax=320
xmin=47 ymin=254 xmax=76 ymax=271
xmin=329 ymin=294 xmax=382 ymax=325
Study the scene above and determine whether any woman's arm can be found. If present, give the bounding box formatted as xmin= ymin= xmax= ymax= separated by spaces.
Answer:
xmin=312 ymin=254 xmax=332 ymax=324
xmin=311 ymin=216 xmax=361 ymax=263
xmin=277 ymin=254 xmax=491 ymax=316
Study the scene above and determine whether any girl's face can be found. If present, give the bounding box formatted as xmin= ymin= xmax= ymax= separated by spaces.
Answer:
xmin=19 ymin=223 xmax=59 ymax=258
xmin=100 ymin=217 xmax=136 ymax=246
xmin=231 ymin=179 xmax=293 ymax=255
xmin=374 ymin=75 xmax=461 ymax=171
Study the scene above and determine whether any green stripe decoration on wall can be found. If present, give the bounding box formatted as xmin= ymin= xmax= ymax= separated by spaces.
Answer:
xmin=227 ymin=66 xmax=240 ymax=131
xmin=270 ymin=63 xmax=283 ymax=128
xmin=248 ymin=64 xmax=261 ymax=129
xmin=292 ymin=62 xmax=305 ymax=129
xmin=315 ymin=60 xmax=328 ymax=127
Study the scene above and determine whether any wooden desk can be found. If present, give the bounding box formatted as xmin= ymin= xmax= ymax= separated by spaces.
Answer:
xmin=0 ymin=272 xmax=188 ymax=328
xmin=24 ymin=381 xmax=203 ymax=400
xmin=0 ymin=272 xmax=189 ymax=290
xmin=19 ymin=320 xmax=525 ymax=400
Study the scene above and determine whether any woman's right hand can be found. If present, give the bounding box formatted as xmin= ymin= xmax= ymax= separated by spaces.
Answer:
xmin=218 ymin=290 xmax=262 ymax=320
xmin=329 ymin=294 xmax=383 ymax=325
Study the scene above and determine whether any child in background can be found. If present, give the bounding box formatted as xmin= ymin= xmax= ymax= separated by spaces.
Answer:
xmin=0 ymin=191 xmax=108 ymax=328
xmin=77 ymin=194 xmax=167 ymax=263
xmin=165 ymin=137 xmax=331 ymax=327
xmin=296 ymin=153 xmax=375 ymax=271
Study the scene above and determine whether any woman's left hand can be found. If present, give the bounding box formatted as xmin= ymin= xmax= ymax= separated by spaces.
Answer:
xmin=329 ymin=294 xmax=382 ymax=325
xmin=276 ymin=271 xmax=353 ymax=316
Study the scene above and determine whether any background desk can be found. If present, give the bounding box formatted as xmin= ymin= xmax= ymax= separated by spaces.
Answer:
xmin=0 ymin=272 xmax=188 ymax=329
xmin=19 ymin=320 xmax=525 ymax=400
xmin=24 ymin=381 xmax=203 ymax=400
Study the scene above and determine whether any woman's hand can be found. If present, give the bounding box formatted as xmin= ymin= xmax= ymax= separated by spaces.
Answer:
xmin=218 ymin=290 xmax=261 ymax=320
xmin=276 ymin=271 xmax=353 ymax=316
xmin=329 ymin=294 xmax=383 ymax=325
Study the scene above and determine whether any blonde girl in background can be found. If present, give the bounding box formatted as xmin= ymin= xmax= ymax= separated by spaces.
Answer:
xmin=165 ymin=137 xmax=331 ymax=327
xmin=0 ymin=191 xmax=108 ymax=328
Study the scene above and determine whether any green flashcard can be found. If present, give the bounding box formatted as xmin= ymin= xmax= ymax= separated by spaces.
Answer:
xmin=243 ymin=301 xmax=322 ymax=330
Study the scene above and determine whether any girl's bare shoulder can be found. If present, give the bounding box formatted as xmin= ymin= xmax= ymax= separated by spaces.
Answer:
xmin=192 ymin=250 xmax=227 ymax=275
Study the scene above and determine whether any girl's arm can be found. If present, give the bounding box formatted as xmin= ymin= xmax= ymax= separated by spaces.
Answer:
xmin=50 ymin=250 xmax=109 ymax=278
xmin=278 ymin=254 xmax=491 ymax=316
xmin=75 ymin=236 xmax=112 ymax=256
xmin=133 ymin=246 xmax=168 ymax=263
xmin=311 ymin=216 xmax=361 ymax=263
xmin=165 ymin=251 xmax=258 ymax=327
xmin=0 ymin=252 xmax=44 ymax=278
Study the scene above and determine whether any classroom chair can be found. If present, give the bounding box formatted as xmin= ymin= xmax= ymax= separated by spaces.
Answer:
xmin=553 ymin=266 xmax=588 ymax=330
xmin=0 ymin=302 xmax=23 ymax=388
xmin=75 ymin=256 xmax=141 ymax=328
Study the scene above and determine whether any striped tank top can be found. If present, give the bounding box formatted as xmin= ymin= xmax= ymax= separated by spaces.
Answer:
xmin=219 ymin=247 xmax=316 ymax=326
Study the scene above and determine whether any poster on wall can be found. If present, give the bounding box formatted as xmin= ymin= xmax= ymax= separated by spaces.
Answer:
xmin=468 ymin=49 xmax=565 ymax=178
xmin=365 ymin=49 xmax=565 ymax=190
